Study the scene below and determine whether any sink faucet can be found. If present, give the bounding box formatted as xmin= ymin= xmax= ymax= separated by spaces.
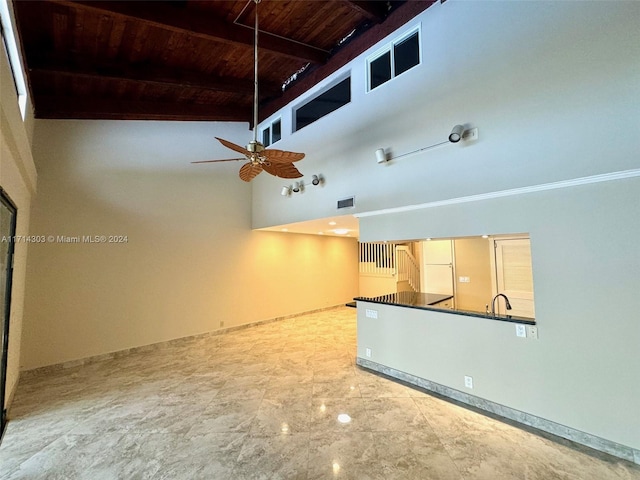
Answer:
xmin=491 ymin=293 xmax=512 ymax=316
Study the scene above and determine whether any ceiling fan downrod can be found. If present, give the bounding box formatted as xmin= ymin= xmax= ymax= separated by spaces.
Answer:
xmin=251 ymin=0 xmax=261 ymax=147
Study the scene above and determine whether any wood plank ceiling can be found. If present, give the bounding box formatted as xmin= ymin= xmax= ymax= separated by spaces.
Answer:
xmin=12 ymin=0 xmax=435 ymax=122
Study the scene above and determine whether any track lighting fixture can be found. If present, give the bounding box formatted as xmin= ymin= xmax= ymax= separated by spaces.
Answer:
xmin=449 ymin=124 xmax=464 ymax=143
xmin=376 ymin=124 xmax=478 ymax=164
xmin=281 ymin=174 xmax=324 ymax=197
xmin=281 ymin=186 xmax=292 ymax=196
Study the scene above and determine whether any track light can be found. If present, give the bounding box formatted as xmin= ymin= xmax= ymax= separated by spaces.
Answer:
xmin=280 ymin=174 xmax=324 ymax=197
xmin=376 ymin=124 xmax=478 ymax=164
xmin=449 ymin=124 xmax=464 ymax=143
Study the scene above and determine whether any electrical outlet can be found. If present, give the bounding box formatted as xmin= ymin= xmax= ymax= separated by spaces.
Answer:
xmin=527 ymin=326 xmax=539 ymax=339
xmin=458 ymin=276 xmax=470 ymax=283
xmin=365 ymin=309 xmax=378 ymax=319
xmin=365 ymin=348 xmax=372 ymax=358
xmin=515 ymin=324 xmax=527 ymax=338
xmin=464 ymin=376 xmax=473 ymax=389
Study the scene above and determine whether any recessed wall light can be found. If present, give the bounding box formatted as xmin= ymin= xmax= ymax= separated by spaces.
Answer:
xmin=281 ymin=228 xmax=288 ymax=232
xmin=333 ymin=228 xmax=349 ymax=235
xmin=482 ymin=235 xmax=489 ymax=239
xmin=329 ymin=221 xmax=337 ymax=226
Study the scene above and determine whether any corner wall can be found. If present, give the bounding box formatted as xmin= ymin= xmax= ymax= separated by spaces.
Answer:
xmin=246 ymin=0 xmax=640 ymax=456
xmin=22 ymin=120 xmax=358 ymax=370
xmin=0 ymin=49 xmax=37 ymax=409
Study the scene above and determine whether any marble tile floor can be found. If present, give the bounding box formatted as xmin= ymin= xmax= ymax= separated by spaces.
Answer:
xmin=1 ymin=307 xmax=639 ymax=479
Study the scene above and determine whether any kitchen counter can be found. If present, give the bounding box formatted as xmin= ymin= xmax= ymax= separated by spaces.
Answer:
xmin=354 ymin=291 xmax=535 ymax=325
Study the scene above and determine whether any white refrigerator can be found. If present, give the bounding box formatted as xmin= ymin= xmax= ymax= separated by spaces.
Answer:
xmin=421 ymin=240 xmax=455 ymax=297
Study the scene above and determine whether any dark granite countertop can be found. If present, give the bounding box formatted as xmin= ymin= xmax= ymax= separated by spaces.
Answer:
xmin=354 ymin=291 xmax=535 ymax=325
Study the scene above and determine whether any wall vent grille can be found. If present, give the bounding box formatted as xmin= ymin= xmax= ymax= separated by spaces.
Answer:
xmin=337 ymin=196 xmax=355 ymax=209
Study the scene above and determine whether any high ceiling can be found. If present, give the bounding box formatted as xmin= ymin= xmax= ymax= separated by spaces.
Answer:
xmin=13 ymin=0 xmax=435 ymax=122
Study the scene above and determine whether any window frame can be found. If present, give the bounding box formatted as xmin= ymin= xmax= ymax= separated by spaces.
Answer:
xmin=366 ymin=25 xmax=421 ymax=93
xmin=0 ymin=0 xmax=28 ymax=119
xmin=261 ymin=117 xmax=282 ymax=147
xmin=292 ymin=74 xmax=351 ymax=133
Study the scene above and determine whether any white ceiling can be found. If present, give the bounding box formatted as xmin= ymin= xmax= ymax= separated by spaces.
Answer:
xmin=257 ymin=214 xmax=359 ymax=238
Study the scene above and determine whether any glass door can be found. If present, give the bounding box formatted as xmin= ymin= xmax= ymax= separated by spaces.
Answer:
xmin=0 ymin=189 xmax=17 ymax=442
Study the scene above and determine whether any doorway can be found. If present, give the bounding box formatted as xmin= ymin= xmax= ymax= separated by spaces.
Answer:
xmin=0 ymin=189 xmax=17 ymax=442
xmin=491 ymin=236 xmax=535 ymax=318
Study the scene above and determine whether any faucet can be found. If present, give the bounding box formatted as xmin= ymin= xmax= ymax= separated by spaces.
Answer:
xmin=491 ymin=293 xmax=512 ymax=317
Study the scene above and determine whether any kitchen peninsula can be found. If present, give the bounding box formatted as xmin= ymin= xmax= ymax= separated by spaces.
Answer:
xmin=354 ymin=291 xmax=535 ymax=325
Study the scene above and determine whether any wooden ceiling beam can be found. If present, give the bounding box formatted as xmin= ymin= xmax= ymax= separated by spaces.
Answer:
xmin=28 ymin=59 xmax=281 ymax=96
xmin=34 ymin=95 xmax=252 ymax=122
xmin=50 ymin=0 xmax=328 ymax=64
xmin=342 ymin=1 xmax=390 ymax=22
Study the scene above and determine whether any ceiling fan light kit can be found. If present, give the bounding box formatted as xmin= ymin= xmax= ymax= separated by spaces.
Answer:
xmin=376 ymin=124 xmax=479 ymax=164
xmin=192 ymin=0 xmax=305 ymax=182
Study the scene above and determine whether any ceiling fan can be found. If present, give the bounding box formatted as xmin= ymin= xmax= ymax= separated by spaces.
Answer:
xmin=192 ymin=0 xmax=305 ymax=182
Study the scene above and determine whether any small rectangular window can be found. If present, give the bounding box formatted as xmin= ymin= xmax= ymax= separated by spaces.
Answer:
xmin=294 ymin=77 xmax=351 ymax=132
xmin=367 ymin=28 xmax=420 ymax=92
xmin=271 ymin=119 xmax=281 ymax=143
xmin=261 ymin=118 xmax=282 ymax=147
xmin=262 ymin=127 xmax=271 ymax=147
xmin=370 ymin=51 xmax=391 ymax=90
xmin=394 ymin=32 xmax=420 ymax=77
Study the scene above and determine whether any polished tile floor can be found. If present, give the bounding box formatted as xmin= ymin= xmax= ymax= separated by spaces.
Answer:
xmin=1 ymin=307 xmax=639 ymax=479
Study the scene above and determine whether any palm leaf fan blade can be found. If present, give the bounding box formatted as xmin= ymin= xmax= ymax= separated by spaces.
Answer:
xmin=262 ymin=149 xmax=305 ymax=164
xmin=216 ymin=137 xmax=251 ymax=156
xmin=191 ymin=158 xmax=245 ymax=164
xmin=239 ymin=162 xmax=263 ymax=182
xmin=262 ymin=162 xmax=303 ymax=179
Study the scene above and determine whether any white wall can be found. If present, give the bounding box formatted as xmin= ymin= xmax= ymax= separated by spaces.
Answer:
xmin=23 ymin=120 xmax=358 ymax=369
xmin=358 ymin=177 xmax=640 ymax=451
xmin=0 ymin=49 xmax=37 ymax=409
xmin=248 ymin=0 xmax=640 ymax=453
xmin=251 ymin=1 xmax=640 ymax=227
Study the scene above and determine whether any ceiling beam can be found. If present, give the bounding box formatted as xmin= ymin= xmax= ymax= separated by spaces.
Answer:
xmin=342 ymin=1 xmax=390 ymax=22
xmin=51 ymin=0 xmax=328 ymax=64
xmin=28 ymin=59 xmax=281 ymax=97
xmin=34 ymin=96 xmax=252 ymax=122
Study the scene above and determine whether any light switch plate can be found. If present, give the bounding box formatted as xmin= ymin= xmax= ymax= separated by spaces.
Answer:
xmin=365 ymin=309 xmax=378 ymax=319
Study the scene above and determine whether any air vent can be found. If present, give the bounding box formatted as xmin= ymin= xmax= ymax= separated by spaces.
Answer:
xmin=337 ymin=196 xmax=355 ymax=209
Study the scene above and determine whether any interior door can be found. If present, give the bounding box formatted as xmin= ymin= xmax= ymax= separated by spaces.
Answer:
xmin=493 ymin=238 xmax=535 ymax=318
xmin=0 ymin=189 xmax=17 ymax=442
